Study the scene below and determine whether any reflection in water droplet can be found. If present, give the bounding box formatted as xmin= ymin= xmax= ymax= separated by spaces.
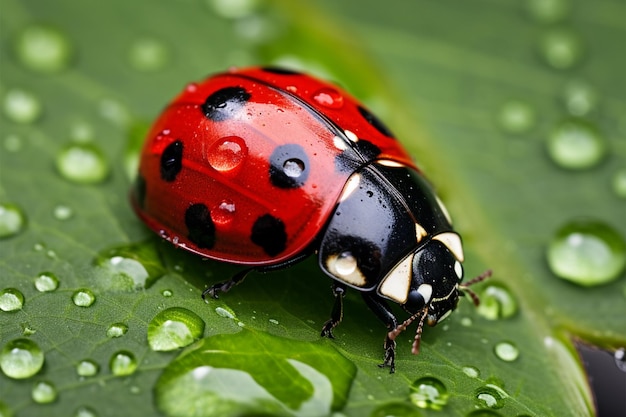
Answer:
xmin=72 ymin=289 xmax=96 ymax=307
xmin=110 ymin=351 xmax=138 ymax=376
xmin=475 ymin=385 xmax=508 ymax=409
xmin=211 ymin=200 xmax=236 ymax=226
xmin=56 ymin=143 xmax=110 ymax=184
xmin=94 ymin=241 xmax=166 ymax=291
xmin=162 ymin=289 xmax=173 ymax=297
xmin=3 ymin=89 xmax=42 ymax=124
xmin=611 ymin=168 xmax=626 ymax=199
xmin=526 ymin=0 xmax=570 ymax=23
xmin=215 ymin=306 xmax=236 ymax=319
xmin=14 ymin=24 xmax=73 ymax=73
xmin=106 ymin=323 xmax=129 ymax=338
xmin=546 ymin=119 xmax=606 ymax=170
xmin=53 ymin=205 xmax=74 ymax=221
xmin=497 ymin=100 xmax=536 ymax=134
xmin=0 ymin=288 xmax=25 ymax=312
xmin=0 ymin=338 xmax=45 ymax=379
xmin=76 ymin=359 xmax=99 ymax=377
xmin=34 ymin=272 xmax=60 ymax=292
xmin=561 ymin=80 xmax=597 ymax=116
xmin=32 ymin=380 xmax=57 ymax=403
xmin=312 ymin=88 xmax=344 ymax=109
xmin=409 ymin=377 xmax=449 ymax=410
xmin=128 ymin=38 xmax=169 ymax=72
xmin=494 ymin=341 xmax=519 ymax=362
xmin=207 ymin=136 xmax=248 ymax=173
xmin=476 ymin=283 xmax=517 ymax=320
xmin=369 ymin=401 xmax=422 ymax=417
xmin=0 ymin=203 xmax=27 ymax=239
xmin=147 ymin=307 xmax=205 ymax=351
xmin=462 ymin=366 xmax=480 ymax=378
xmin=74 ymin=406 xmax=98 ymax=417
xmin=538 ymin=27 xmax=584 ymax=70
xmin=547 ymin=219 xmax=626 ymax=286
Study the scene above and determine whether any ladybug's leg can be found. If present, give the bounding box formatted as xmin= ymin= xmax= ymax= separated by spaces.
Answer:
xmin=320 ymin=283 xmax=347 ymax=339
xmin=202 ymin=268 xmax=252 ymax=300
xmin=362 ymin=292 xmax=399 ymax=373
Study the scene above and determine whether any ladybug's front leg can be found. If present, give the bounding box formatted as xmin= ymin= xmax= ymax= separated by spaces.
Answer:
xmin=362 ymin=292 xmax=399 ymax=373
xmin=320 ymin=283 xmax=346 ymax=338
xmin=202 ymin=268 xmax=251 ymax=300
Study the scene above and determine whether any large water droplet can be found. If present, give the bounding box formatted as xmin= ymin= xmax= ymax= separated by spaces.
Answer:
xmin=538 ymin=27 xmax=584 ymax=70
xmin=206 ymin=136 xmax=248 ymax=173
xmin=32 ymin=380 xmax=57 ymax=403
xmin=526 ymin=0 xmax=570 ymax=23
xmin=369 ymin=402 xmax=422 ymax=417
xmin=0 ymin=338 xmax=45 ymax=379
xmin=56 ymin=143 xmax=110 ymax=184
xmin=0 ymin=288 xmax=25 ymax=312
xmin=93 ymin=241 xmax=165 ymax=291
xmin=128 ymin=38 xmax=169 ymax=72
xmin=494 ymin=341 xmax=519 ymax=362
xmin=14 ymin=24 xmax=73 ymax=73
xmin=547 ymin=219 xmax=626 ymax=286
xmin=0 ymin=203 xmax=27 ymax=239
xmin=72 ymin=289 xmax=96 ymax=307
xmin=611 ymin=168 xmax=626 ymax=199
xmin=76 ymin=359 xmax=100 ymax=377
xmin=475 ymin=385 xmax=508 ymax=409
xmin=155 ymin=329 xmax=355 ymax=417
xmin=147 ymin=307 xmax=205 ymax=351
xmin=106 ymin=323 xmax=129 ymax=338
xmin=462 ymin=366 xmax=480 ymax=378
xmin=546 ymin=119 xmax=606 ymax=170
xmin=497 ymin=100 xmax=536 ymax=134
xmin=34 ymin=272 xmax=60 ymax=292
xmin=409 ymin=377 xmax=449 ymax=410
xmin=110 ymin=351 xmax=138 ymax=376
xmin=3 ymin=89 xmax=42 ymax=124
xmin=476 ymin=283 xmax=517 ymax=320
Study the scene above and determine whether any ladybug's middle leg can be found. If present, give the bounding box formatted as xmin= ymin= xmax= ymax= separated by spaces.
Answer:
xmin=362 ymin=292 xmax=399 ymax=373
xmin=202 ymin=268 xmax=252 ymax=300
xmin=320 ymin=283 xmax=347 ymax=339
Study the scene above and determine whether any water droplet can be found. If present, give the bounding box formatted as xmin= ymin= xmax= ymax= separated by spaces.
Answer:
xmin=76 ymin=359 xmax=99 ymax=377
xmin=106 ymin=323 xmax=128 ymax=338
xmin=538 ymin=27 xmax=584 ymax=70
xmin=98 ymin=98 xmax=130 ymax=127
xmin=34 ymin=272 xmax=60 ymax=292
xmin=93 ymin=241 xmax=165 ymax=291
xmin=110 ymin=350 xmax=138 ymax=376
xmin=611 ymin=168 xmax=626 ymax=199
xmin=0 ymin=338 xmax=45 ymax=379
xmin=526 ymin=0 xmax=570 ymax=23
xmin=4 ymin=133 xmax=23 ymax=152
xmin=268 ymin=318 xmax=279 ymax=325
xmin=546 ymin=118 xmax=606 ymax=170
xmin=209 ymin=0 xmax=259 ymax=19
xmin=0 ymin=203 xmax=27 ymax=239
xmin=3 ymin=89 xmax=42 ymax=124
xmin=211 ymin=200 xmax=236 ymax=226
xmin=74 ymin=406 xmax=98 ymax=417
xmin=462 ymin=366 xmax=480 ymax=378
xmin=460 ymin=317 xmax=473 ymax=327
xmin=147 ymin=307 xmax=205 ymax=351
xmin=14 ymin=24 xmax=73 ymax=73
xmin=335 ymin=252 xmax=357 ymax=276
xmin=32 ymin=380 xmax=57 ymax=403
xmin=369 ymin=401 xmax=422 ymax=417
xmin=128 ymin=38 xmax=169 ymax=72
xmin=475 ymin=385 xmax=507 ymax=409
xmin=494 ymin=341 xmax=519 ymax=362
xmin=22 ymin=323 xmax=36 ymax=336
xmin=0 ymin=288 xmax=25 ymax=312
xmin=476 ymin=283 xmax=517 ymax=320
xmin=206 ymin=136 xmax=248 ymax=173
xmin=53 ymin=205 xmax=73 ymax=221
xmin=312 ymin=88 xmax=344 ymax=109
xmin=72 ymin=289 xmax=96 ymax=307
xmin=547 ymin=219 xmax=626 ymax=286
xmin=497 ymin=100 xmax=536 ymax=134
xmin=56 ymin=143 xmax=110 ymax=184
xmin=161 ymin=289 xmax=173 ymax=297
xmin=215 ymin=306 xmax=236 ymax=319
xmin=465 ymin=410 xmax=504 ymax=417
xmin=409 ymin=377 xmax=449 ymax=410
xmin=561 ymin=79 xmax=598 ymax=116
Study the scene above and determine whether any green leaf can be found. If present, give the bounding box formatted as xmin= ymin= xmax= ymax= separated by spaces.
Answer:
xmin=1 ymin=0 xmax=624 ymax=417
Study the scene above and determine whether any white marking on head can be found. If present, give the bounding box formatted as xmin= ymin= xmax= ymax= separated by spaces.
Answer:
xmin=338 ymin=173 xmax=361 ymax=202
xmin=433 ymin=232 xmax=464 ymax=262
xmin=454 ymin=261 xmax=463 ymax=279
xmin=333 ymin=135 xmax=348 ymax=151
xmin=378 ymin=253 xmax=413 ymax=304
xmin=435 ymin=195 xmax=453 ymax=225
xmin=377 ymin=160 xmax=405 ymax=168
xmin=415 ymin=223 xmax=428 ymax=242
xmin=326 ymin=251 xmax=367 ymax=287
xmin=344 ymin=130 xmax=359 ymax=142
xmin=417 ymin=283 xmax=433 ymax=304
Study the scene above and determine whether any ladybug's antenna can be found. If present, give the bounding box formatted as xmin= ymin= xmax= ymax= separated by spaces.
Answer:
xmin=387 ymin=305 xmax=429 ymax=355
xmin=459 ymin=269 xmax=492 ymax=307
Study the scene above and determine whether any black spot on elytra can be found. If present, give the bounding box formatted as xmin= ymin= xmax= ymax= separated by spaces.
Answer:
xmin=160 ymin=140 xmax=183 ymax=182
xmin=269 ymin=144 xmax=310 ymax=189
xmin=185 ymin=203 xmax=216 ymax=249
xmin=358 ymin=105 xmax=395 ymax=138
xmin=133 ymin=174 xmax=147 ymax=208
xmin=334 ymin=138 xmax=381 ymax=173
xmin=251 ymin=214 xmax=287 ymax=257
xmin=262 ymin=67 xmax=301 ymax=75
xmin=201 ymin=87 xmax=251 ymax=122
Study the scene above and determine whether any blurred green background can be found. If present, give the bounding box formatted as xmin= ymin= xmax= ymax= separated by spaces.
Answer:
xmin=1 ymin=0 xmax=625 ymax=416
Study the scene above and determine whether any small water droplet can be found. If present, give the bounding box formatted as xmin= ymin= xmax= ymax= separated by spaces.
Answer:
xmin=22 ymin=323 xmax=36 ymax=336
xmin=185 ymin=83 xmax=198 ymax=93
xmin=147 ymin=307 xmax=205 ymax=351
xmin=14 ymin=24 xmax=73 ymax=73
xmin=268 ymin=318 xmax=279 ymax=325
xmin=0 ymin=203 xmax=27 ymax=239
xmin=476 ymin=283 xmax=518 ymax=320
xmin=497 ymin=100 xmax=536 ymax=134
xmin=31 ymin=380 xmax=57 ymax=403
xmin=409 ymin=376 xmax=449 ymax=410
xmin=369 ymin=401 xmax=421 ymax=417
xmin=538 ymin=27 xmax=584 ymax=70
xmin=72 ymin=289 xmax=96 ymax=307
xmin=206 ymin=136 xmax=248 ymax=173
xmin=3 ymin=89 xmax=42 ymax=124
xmin=335 ymin=252 xmax=357 ymax=276
xmin=611 ymin=168 xmax=626 ymax=199
xmin=34 ymin=272 xmax=60 ymax=292
xmin=128 ymin=38 xmax=169 ymax=72
xmin=546 ymin=119 xmax=606 ymax=170
xmin=106 ymin=323 xmax=128 ymax=338
xmin=547 ymin=219 xmax=626 ymax=286
xmin=76 ymin=359 xmax=99 ymax=377
xmin=110 ymin=351 xmax=138 ymax=376
xmin=56 ymin=143 xmax=110 ymax=184
xmin=0 ymin=338 xmax=45 ymax=379
xmin=460 ymin=317 xmax=473 ymax=327
xmin=462 ymin=366 xmax=480 ymax=378
xmin=215 ymin=306 xmax=236 ymax=319
xmin=53 ymin=205 xmax=73 ymax=220
xmin=475 ymin=385 xmax=508 ymax=409
xmin=526 ymin=0 xmax=570 ymax=23
xmin=209 ymin=0 xmax=259 ymax=19
xmin=74 ymin=406 xmax=98 ymax=417
xmin=494 ymin=341 xmax=519 ymax=362
xmin=4 ymin=133 xmax=23 ymax=152
xmin=0 ymin=288 xmax=25 ymax=312
xmin=614 ymin=348 xmax=626 ymax=372
xmin=211 ymin=200 xmax=236 ymax=226
xmin=561 ymin=79 xmax=598 ymax=116
xmin=312 ymin=88 xmax=344 ymax=109
xmin=161 ymin=289 xmax=173 ymax=297
xmin=94 ymin=241 xmax=165 ymax=291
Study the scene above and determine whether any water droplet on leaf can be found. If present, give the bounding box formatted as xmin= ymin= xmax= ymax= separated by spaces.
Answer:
xmin=0 ymin=203 xmax=27 ymax=239
xmin=474 ymin=385 xmax=508 ymax=409
xmin=462 ymin=366 xmax=480 ymax=378
xmin=215 ymin=306 xmax=236 ymax=319
xmin=497 ymin=100 xmax=536 ymax=134
xmin=369 ymin=401 xmax=422 ymax=417
xmin=147 ymin=307 xmax=205 ymax=351
xmin=494 ymin=341 xmax=519 ymax=362
xmin=76 ymin=359 xmax=100 ymax=377
xmin=128 ymin=38 xmax=169 ymax=72
xmin=14 ymin=24 xmax=73 ymax=73
xmin=53 ymin=205 xmax=73 ymax=221
xmin=3 ymin=89 xmax=42 ymax=124
xmin=32 ymin=380 xmax=57 ymax=403
xmin=106 ymin=323 xmax=129 ymax=338
xmin=476 ymin=283 xmax=517 ymax=320
xmin=611 ymin=168 xmax=626 ymax=199
xmin=56 ymin=143 xmax=110 ymax=184
xmin=409 ymin=377 xmax=449 ymax=410
xmin=0 ymin=288 xmax=25 ymax=312
xmin=110 ymin=351 xmax=138 ymax=376
xmin=526 ymin=0 xmax=570 ymax=23
xmin=0 ymin=338 xmax=45 ymax=379
xmin=72 ymin=289 xmax=96 ymax=307
xmin=546 ymin=118 xmax=606 ymax=170
xmin=538 ymin=27 xmax=584 ymax=70
xmin=94 ymin=241 xmax=165 ymax=291
xmin=34 ymin=272 xmax=60 ymax=292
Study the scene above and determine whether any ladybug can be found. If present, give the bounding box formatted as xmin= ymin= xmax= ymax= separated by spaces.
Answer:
xmin=131 ymin=66 xmax=489 ymax=372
